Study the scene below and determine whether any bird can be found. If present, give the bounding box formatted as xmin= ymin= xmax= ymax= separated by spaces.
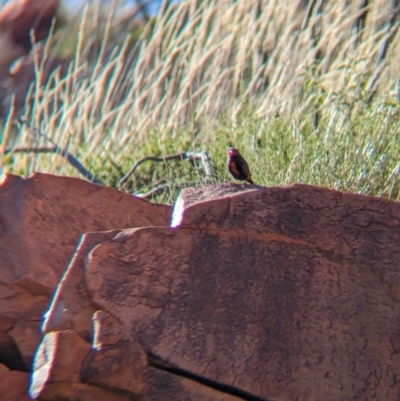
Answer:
xmin=227 ymin=147 xmax=255 ymax=184
xmin=0 ymin=0 xmax=60 ymax=67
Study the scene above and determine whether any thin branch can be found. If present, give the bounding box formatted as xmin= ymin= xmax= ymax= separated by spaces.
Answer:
xmin=136 ymin=183 xmax=171 ymax=199
xmin=147 ymin=178 xmax=168 ymax=188
xmin=12 ymin=119 xmax=104 ymax=185
xmin=118 ymin=152 xmax=186 ymax=189
xmin=136 ymin=180 xmax=201 ymax=200
xmin=118 ymin=151 xmax=213 ymax=189
xmin=198 ymin=151 xmax=213 ymax=178
xmin=5 ymin=146 xmax=58 ymax=154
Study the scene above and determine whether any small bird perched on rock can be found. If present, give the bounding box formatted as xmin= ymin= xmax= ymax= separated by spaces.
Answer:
xmin=227 ymin=147 xmax=255 ymax=184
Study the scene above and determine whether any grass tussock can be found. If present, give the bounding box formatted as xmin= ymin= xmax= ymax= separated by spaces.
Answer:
xmin=1 ymin=0 xmax=400 ymax=204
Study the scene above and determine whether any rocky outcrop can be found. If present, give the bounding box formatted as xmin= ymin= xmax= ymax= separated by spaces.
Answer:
xmin=29 ymin=183 xmax=400 ymax=401
xmin=0 ymin=50 xmax=70 ymax=118
xmin=0 ymin=172 xmax=171 ymax=376
xmin=0 ymin=0 xmax=60 ymax=67
xmin=0 ymin=364 xmax=30 ymax=401
xmin=1 ymin=175 xmax=400 ymax=400
xmin=0 ymin=0 xmax=66 ymax=118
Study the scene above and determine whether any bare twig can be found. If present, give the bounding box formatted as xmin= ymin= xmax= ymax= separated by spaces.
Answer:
xmin=118 ymin=150 xmax=213 ymax=189
xmin=198 ymin=151 xmax=213 ymax=178
xmin=136 ymin=183 xmax=171 ymax=199
xmin=5 ymin=146 xmax=58 ymax=154
xmin=118 ymin=152 xmax=186 ymax=189
xmin=135 ymin=180 xmax=200 ymax=200
xmin=13 ymin=119 xmax=104 ymax=185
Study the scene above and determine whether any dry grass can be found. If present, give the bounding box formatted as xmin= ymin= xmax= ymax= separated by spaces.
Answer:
xmin=2 ymin=0 xmax=400 ymax=203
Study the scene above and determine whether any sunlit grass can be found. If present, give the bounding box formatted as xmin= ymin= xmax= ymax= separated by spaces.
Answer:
xmin=1 ymin=0 xmax=399 ymax=204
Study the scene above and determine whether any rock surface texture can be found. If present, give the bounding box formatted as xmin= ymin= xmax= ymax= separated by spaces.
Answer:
xmin=0 ymin=173 xmax=171 ymax=396
xmin=1 ymin=175 xmax=400 ymax=400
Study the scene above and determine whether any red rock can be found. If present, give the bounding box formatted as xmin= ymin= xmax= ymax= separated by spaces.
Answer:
xmin=29 ymin=330 xmax=91 ymax=399
xmin=38 ymin=183 xmax=400 ymax=400
xmin=43 ymin=230 xmax=125 ymax=341
xmin=8 ymin=320 xmax=42 ymax=368
xmin=37 ymin=382 xmax=146 ymax=401
xmin=82 ymin=309 xmax=147 ymax=395
xmin=0 ymin=49 xmax=70 ymax=118
xmin=0 ymin=173 xmax=171 ymax=371
xmin=0 ymin=171 xmax=171 ymax=287
xmin=0 ymin=364 xmax=30 ymax=401
xmin=0 ymin=332 xmax=26 ymax=371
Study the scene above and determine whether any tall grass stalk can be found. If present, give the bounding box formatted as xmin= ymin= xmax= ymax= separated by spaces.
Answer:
xmin=2 ymin=0 xmax=400 ymax=203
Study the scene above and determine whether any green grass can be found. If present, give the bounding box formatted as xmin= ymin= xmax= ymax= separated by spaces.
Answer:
xmin=1 ymin=0 xmax=400 ymax=204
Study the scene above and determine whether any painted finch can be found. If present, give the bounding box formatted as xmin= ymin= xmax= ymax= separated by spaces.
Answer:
xmin=227 ymin=148 xmax=255 ymax=184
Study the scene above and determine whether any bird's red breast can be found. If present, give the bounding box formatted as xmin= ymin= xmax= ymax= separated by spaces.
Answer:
xmin=228 ymin=160 xmax=241 ymax=176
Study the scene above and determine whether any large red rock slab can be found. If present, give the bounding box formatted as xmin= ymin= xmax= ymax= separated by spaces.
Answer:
xmin=173 ymin=183 xmax=400 ymax=287
xmin=36 ymin=304 xmax=242 ymax=401
xmin=0 ymin=173 xmax=171 ymax=369
xmin=0 ymin=173 xmax=171 ymax=288
xmin=43 ymin=230 xmax=124 ymax=341
xmin=0 ymin=364 xmax=30 ymax=401
xmin=35 ymin=382 xmax=137 ymax=401
xmin=30 ymin=330 xmax=92 ymax=399
xmin=38 ymin=183 xmax=400 ymax=400
xmin=40 ymin=229 xmax=243 ymax=401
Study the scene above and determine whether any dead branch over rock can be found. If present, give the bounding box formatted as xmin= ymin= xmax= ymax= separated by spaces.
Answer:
xmin=118 ymin=150 xmax=213 ymax=191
